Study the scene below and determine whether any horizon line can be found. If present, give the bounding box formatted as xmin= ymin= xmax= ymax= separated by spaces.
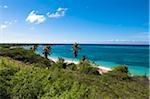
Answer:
xmin=0 ymin=43 xmax=149 ymax=46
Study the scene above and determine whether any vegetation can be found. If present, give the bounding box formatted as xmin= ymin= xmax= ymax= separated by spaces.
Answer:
xmin=0 ymin=44 xmax=12 ymax=48
xmin=72 ymin=42 xmax=81 ymax=58
xmin=112 ymin=65 xmax=129 ymax=73
xmin=43 ymin=45 xmax=51 ymax=59
xmin=0 ymin=45 xmax=149 ymax=99
xmin=0 ymin=47 xmax=53 ymax=67
xmin=52 ymin=57 xmax=67 ymax=69
xmin=31 ymin=44 xmax=38 ymax=52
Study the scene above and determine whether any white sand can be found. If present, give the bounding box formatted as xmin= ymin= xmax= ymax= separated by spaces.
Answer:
xmin=49 ymin=57 xmax=111 ymax=72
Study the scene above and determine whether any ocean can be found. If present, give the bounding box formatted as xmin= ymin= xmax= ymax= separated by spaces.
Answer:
xmin=34 ymin=44 xmax=149 ymax=76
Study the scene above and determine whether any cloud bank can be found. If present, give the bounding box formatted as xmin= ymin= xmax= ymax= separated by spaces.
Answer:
xmin=26 ymin=11 xmax=46 ymax=24
xmin=25 ymin=8 xmax=68 ymax=24
xmin=47 ymin=7 xmax=68 ymax=18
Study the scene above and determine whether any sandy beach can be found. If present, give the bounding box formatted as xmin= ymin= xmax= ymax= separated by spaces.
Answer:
xmin=49 ymin=57 xmax=111 ymax=74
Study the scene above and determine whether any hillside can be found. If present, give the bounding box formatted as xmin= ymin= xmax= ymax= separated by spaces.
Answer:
xmin=0 ymin=47 xmax=149 ymax=99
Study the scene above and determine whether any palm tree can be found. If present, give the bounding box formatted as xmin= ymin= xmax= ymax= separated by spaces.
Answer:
xmin=43 ymin=45 xmax=51 ymax=59
xmin=72 ymin=42 xmax=81 ymax=58
xmin=32 ymin=44 xmax=38 ymax=52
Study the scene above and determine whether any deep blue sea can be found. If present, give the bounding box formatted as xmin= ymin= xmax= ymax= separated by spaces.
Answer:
xmin=34 ymin=45 xmax=149 ymax=76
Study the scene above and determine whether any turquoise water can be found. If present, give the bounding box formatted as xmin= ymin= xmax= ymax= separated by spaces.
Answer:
xmin=35 ymin=45 xmax=149 ymax=76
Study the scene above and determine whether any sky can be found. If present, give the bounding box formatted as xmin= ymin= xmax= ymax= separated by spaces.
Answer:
xmin=0 ymin=0 xmax=149 ymax=44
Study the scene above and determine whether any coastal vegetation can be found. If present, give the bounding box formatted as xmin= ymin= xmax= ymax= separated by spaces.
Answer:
xmin=0 ymin=44 xmax=149 ymax=99
xmin=43 ymin=45 xmax=52 ymax=59
xmin=31 ymin=44 xmax=38 ymax=52
xmin=72 ymin=42 xmax=81 ymax=58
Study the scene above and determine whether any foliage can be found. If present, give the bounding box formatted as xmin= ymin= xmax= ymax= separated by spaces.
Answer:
xmin=31 ymin=44 xmax=38 ymax=51
xmin=112 ymin=65 xmax=129 ymax=73
xmin=67 ymin=63 xmax=78 ymax=71
xmin=0 ymin=44 xmax=12 ymax=48
xmin=104 ymin=65 xmax=131 ymax=81
xmin=0 ymin=57 xmax=149 ymax=99
xmin=57 ymin=57 xmax=65 ymax=63
xmin=52 ymin=57 xmax=67 ymax=69
xmin=0 ymin=48 xmax=52 ymax=67
xmin=78 ymin=58 xmax=100 ymax=75
xmin=72 ymin=42 xmax=81 ymax=58
xmin=43 ymin=45 xmax=51 ymax=59
xmin=0 ymin=47 xmax=149 ymax=99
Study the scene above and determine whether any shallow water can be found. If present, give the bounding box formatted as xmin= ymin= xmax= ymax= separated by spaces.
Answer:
xmin=35 ymin=45 xmax=149 ymax=76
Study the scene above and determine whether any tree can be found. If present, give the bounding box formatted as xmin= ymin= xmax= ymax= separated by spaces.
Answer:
xmin=72 ymin=42 xmax=81 ymax=58
xmin=43 ymin=45 xmax=51 ymax=59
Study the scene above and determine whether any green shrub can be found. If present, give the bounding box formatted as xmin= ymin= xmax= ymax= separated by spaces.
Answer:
xmin=105 ymin=71 xmax=131 ymax=81
xmin=78 ymin=59 xmax=100 ymax=75
xmin=0 ymin=44 xmax=12 ymax=48
xmin=0 ymin=50 xmax=149 ymax=99
xmin=79 ymin=58 xmax=91 ymax=66
xmin=0 ymin=48 xmax=52 ymax=67
xmin=0 ymin=59 xmax=19 ymax=99
xmin=0 ymin=77 xmax=10 ymax=99
xmin=52 ymin=57 xmax=67 ymax=69
xmin=104 ymin=66 xmax=131 ymax=81
xmin=10 ymin=67 xmax=45 ymax=99
xmin=112 ymin=65 xmax=129 ymax=73
xmin=67 ymin=63 xmax=78 ymax=71
xmin=79 ymin=65 xmax=100 ymax=75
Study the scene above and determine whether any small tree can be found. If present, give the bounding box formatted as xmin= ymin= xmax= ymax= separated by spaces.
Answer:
xmin=72 ymin=42 xmax=81 ymax=58
xmin=43 ymin=45 xmax=51 ymax=59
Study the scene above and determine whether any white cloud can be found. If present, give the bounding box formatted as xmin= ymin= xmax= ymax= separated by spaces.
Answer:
xmin=0 ymin=24 xmax=7 ymax=29
xmin=4 ymin=5 xmax=8 ymax=8
xmin=47 ymin=7 xmax=68 ymax=18
xmin=26 ymin=11 xmax=46 ymax=24
xmin=0 ymin=20 xmax=17 ymax=30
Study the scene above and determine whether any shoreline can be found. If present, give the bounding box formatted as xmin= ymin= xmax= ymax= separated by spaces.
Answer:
xmin=49 ymin=56 xmax=112 ymax=74
xmin=48 ymin=56 xmax=149 ymax=76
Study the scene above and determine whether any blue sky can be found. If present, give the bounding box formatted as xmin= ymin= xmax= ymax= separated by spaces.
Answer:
xmin=0 ymin=0 xmax=149 ymax=44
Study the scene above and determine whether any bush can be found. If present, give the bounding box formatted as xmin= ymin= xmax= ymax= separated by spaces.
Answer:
xmin=52 ymin=57 xmax=67 ymax=69
xmin=104 ymin=65 xmax=131 ymax=81
xmin=10 ymin=67 xmax=45 ymax=99
xmin=0 ymin=59 xmax=19 ymax=99
xmin=67 ymin=63 xmax=78 ymax=71
xmin=79 ymin=65 xmax=100 ymax=75
xmin=0 ymin=49 xmax=149 ymax=99
xmin=0 ymin=48 xmax=52 ymax=67
xmin=0 ymin=77 xmax=10 ymax=99
xmin=0 ymin=44 xmax=12 ymax=48
xmin=79 ymin=58 xmax=91 ymax=66
xmin=78 ymin=60 xmax=100 ymax=75
xmin=112 ymin=65 xmax=129 ymax=73
xmin=105 ymin=71 xmax=131 ymax=81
